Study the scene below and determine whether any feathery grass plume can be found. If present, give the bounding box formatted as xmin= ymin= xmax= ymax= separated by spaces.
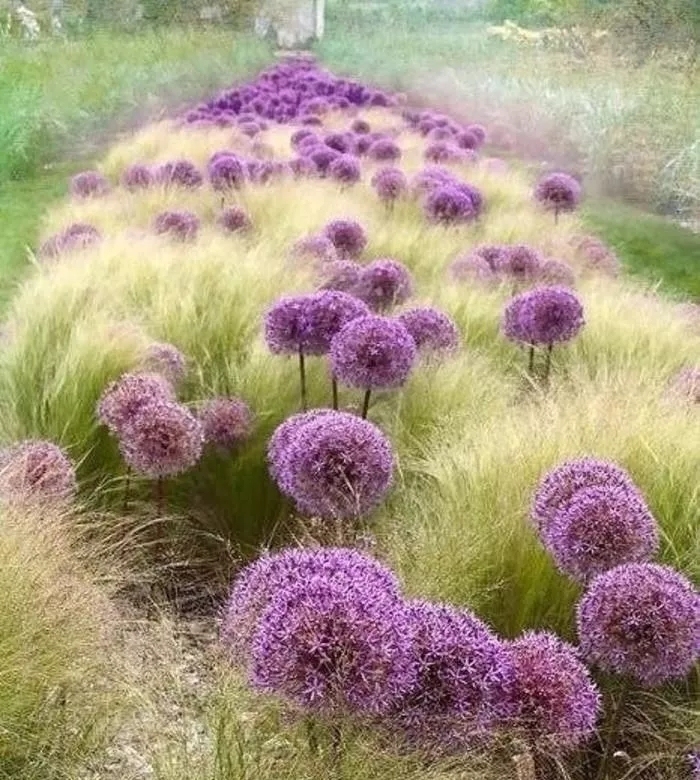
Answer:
xmin=39 ymin=223 xmax=101 ymax=260
xmin=368 ymin=138 xmax=402 ymax=162
xmin=97 ymin=372 xmax=175 ymax=437
xmin=424 ymin=186 xmax=477 ymax=225
xmin=496 ymin=245 xmax=542 ymax=285
xmin=319 ymin=260 xmax=363 ymax=293
xmin=371 ymin=166 xmax=408 ymax=207
xmin=141 ymin=342 xmax=187 ymax=386
xmin=353 ymin=259 xmax=414 ymax=312
xmin=541 ymin=484 xmax=659 ymax=582
xmin=121 ymin=163 xmax=153 ymax=191
xmin=207 ymin=153 xmax=246 ymax=191
xmin=323 ymin=218 xmax=368 ymax=260
xmin=221 ymin=546 xmax=401 ymax=666
xmin=539 ymin=258 xmax=576 ymax=287
xmin=153 ymin=210 xmax=200 ymax=241
xmin=0 ymin=440 xmax=77 ymax=504
xmin=199 ymin=397 xmax=253 ymax=452
xmin=504 ymin=632 xmax=601 ymax=750
xmin=329 ymin=154 xmax=361 ymax=186
xmin=155 ymin=159 xmax=203 ymax=189
xmin=669 ymin=365 xmax=700 ymax=403
xmin=397 ymin=307 xmax=461 ymax=355
xmin=218 ymin=206 xmax=252 ymax=234
xmin=70 ymin=170 xmax=110 ymax=198
xmin=535 ymin=172 xmax=582 ymax=223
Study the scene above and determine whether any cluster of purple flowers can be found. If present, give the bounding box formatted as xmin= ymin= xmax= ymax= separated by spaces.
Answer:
xmin=450 ymin=245 xmax=575 ymax=289
xmin=403 ymin=110 xmax=487 ymax=152
xmin=412 ymin=167 xmax=484 ymax=225
xmin=154 ymin=210 xmax=200 ymax=242
xmin=39 ymin=223 xmax=102 ymax=261
xmin=71 ymin=170 xmax=111 ymax=198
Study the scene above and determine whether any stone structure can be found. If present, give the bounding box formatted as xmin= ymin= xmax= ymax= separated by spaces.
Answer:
xmin=255 ymin=0 xmax=324 ymax=48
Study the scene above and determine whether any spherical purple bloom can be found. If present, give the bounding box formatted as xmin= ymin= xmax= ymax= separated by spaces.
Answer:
xmin=424 ymin=186 xmax=477 ymax=225
xmin=208 ymin=154 xmax=245 ymax=191
xmin=354 ymin=134 xmax=373 ymax=156
xmin=427 ymin=126 xmax=456 ymax=142
xmin=39 ymin=223 xmax=101 ymax=260
xmin=296 ymin=134 xmax=321 ymax=154
xmin=418 ymin=119 xmax=437 ymax=137
xmin=329 ymin=154 xmax=361 ymax=186
xmin=496 ymin=245 xmax=542 ymax=283
xmin=318 ymin=260 xmax=363 ymax=293
xmin=449 ymin=253 xmax=497 ymax=284
xmin=412 ymin=165 xmax=454 ymax=195
xmin=398 ymin=307 xmax=460 ymax=354
xmin=368 ymin=138 xmax=402 ymax=162
xmin=291 ymin=127 xmax=315 ymax=150
xmin=424 ymin=142 xmax=465 ymax=164
xmin=505 ymin=632 xmax=601 ymax=750
xmin=141 ymin=342 xmax=187 ymax=385
xmin=153 ymin=210 xmax=200 ymax=242
xmin=97 ymin=372 xmax=175 ymax=436
xmin=353 ymin=259 xmax=414 ymax=312
xmin=0 ymin=440 xmax=77 ymax=504
xmin=121 ymin=164 xmax=153 ymax=191
xmin=539 ymin=258 xmax=576 ymax=287
xmin=351 ymin=118 xmax=371 ymax=134
xmin=535 ymin=172 xmax=582 ymax=215
xmin=323 ymin=219 xmax=367 ymax=260
xmin=324 ymin=132 xmax=353 ymax=154
xmin=238 ymin=121 xmax=261 ymax=138
xmin=572 ymin=235 xmax=620 ymax=277
xmin=221 ymin=546 xmax=402 ymax=665
xmin=455 ymin=130 xmax=480 ymax=150
xmin=156 ymin=159 xmax=203 ymax=189
xmin=371 ymin=167 xmax=408 ymax=204
xmin=292 ymin=234 xmax=337 ymax=264
xmin=531 ymin=458 xmax=638 ymax=534
xmin=300 ymin=114 xmax=323 ymax=126
xmin=669 ymin=365 xmax=700 ymax=403
xmin=542 ymin=484 xmax=659 ymax=582
xmin=119 ymin=399 xmax=203 ymax=479
xmin=302 ymin=290 xmax=371 ymax=354
xmin=502 ymin=286 xmax=584 ymax=346
xmin=466 ymin=124 xmax=487 ymax=146
xmin=307 ymin=145 xmax=340 ymax=177
xmin=70 ymin=170 xmax=110 ymax=198
xmin=577 ymin=563 xmax=700 ymax=686
xmin=264 ymin=295 xmax=310 ymax=355
xmin=218 ymin=206 xmax=252 ymax=234
xmin=199 ymin=397 xmax=253 ymax=451
xmin=280 ymin=411 xmax=394 ymax=519
xmin=331 ymin=315 xmax=416 ymax=390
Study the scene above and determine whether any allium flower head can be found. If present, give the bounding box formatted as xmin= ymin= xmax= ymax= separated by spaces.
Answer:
xmin=278 ymin=410 xmax=394 ymax=519
xmin=329 ymin=154 xmax=361 ymax=186
xmin=502 ymin=286 xmax=584 ymax=346
xmin=542 ymin=484 xmax=659 ymax=582
xmin=70 ymin=170 xmax=110 ymax=198
xmin=301 ymin=290 xmax=370 ymax=354
xmin=290 ymin=156 xmax=318 ymax=178
xmin=119 ymin=400 xmax=203 ymax=478
xmin=398 ymin=307 xmax=460 ymax=354
xmin=496 ymin=245 xmax=542 ymax=282
xmin=199 ymin=397 xmax=253 ymax=451
xmin=307 ymin=146 xmax=340 ymax=176
xmin=218 ymin=206 xmax=252 ymax=234
xmin=455 ymin=129 xmax=480 ymax=150
xmin=577 ymin=563 xmax=700 ymax=686
xmin=221 ymin=545 xmax=402 ymax=664
xmin=324 ymin=132 xmax=354 ymax=154
xmin=424 ymin=186 xmax=477 ymax=225
xmin=291 ymin=128 xmax=315 ymax=150
xmin=141 ymin=342 xmax=187 ymax=385
xmin=0 ymin=440 xmax=77 ymax=504
xmin=156 ymin=159 xmax=203 ymax=189
xmin=424 ymin=142 xmax=465 ymax=164
xmin=669 ymin=366 xmax=700 ymax=404
xmin=154 ymin=210 xmax=199 ymax=241
xmin=450 ymin=253 xmax=497 ymax=284
xmin=318 ymin=260 xmax=363 ymax=292
xmin=505 ymin=632 xmax=601 ymax=750
xmin=351 ymin=118 xmax=371 ymax=134
xmin=292 ymin=234 xmax=337 ymax=264
xmin=208 ymin=153 xmax=246 ymax=191
xmin=97 ymin=372 xmax=175 ymax=435
xmin=264 ymin=295 xmax=310 ymax=355
xmin=368 ymin=138 xmax=402 ymax=162
xmin=353 ymin=259 xmax=414 ymax=312
xmin=39 ymin=223 xmax=101 ymax=260
xmin=250 ymin=577 xmax=415 ymax=714
xmin=535 ymin=172 xmax=582 ymax=215
xmin=121 ymin=164 xmax=153 ymax=191
xmin=572 ymin=235 xmax=620 ymax=277
xmin=466 ymin=123 xmax=487 ymax=145
xmin=323 ymin=219 xmax=367 ymax=260
xmin=331 ymin=315 xmax=416 ymax=390
xmin=539 ymin=258 xmax=576 ymax=287
xmin=371 ymin=167 xmax=408 ymax=204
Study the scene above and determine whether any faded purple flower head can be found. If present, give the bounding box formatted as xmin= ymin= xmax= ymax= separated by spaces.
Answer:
xmin=218 ymin=207 xmax=252 ymax=234
xmin=154 ymin=210 xmax=200 ymax=242
xmin=121 ymin=164 xmax=153 ymax=191
xmin=368 ymin=138 xmax=402 ymax=162
xmin=0 ymin=440 xmax=77 ymax=504
xmin=208 ymin=154 xmax=246 ymax=191
xmin=329 ymin=154 xmax=361 ymax=186
xmin=351 ymin=118 xmax=371 ymax=134
xmin=292 ymin=234 xmax=337 ymax=264
xmin=455 ymin=130 xmax=480 ymax=150
xmin=542 ymin=484 xmax=659 ymax=582
xmin=199 ymin=397 xmax=253 ymax=451
xmin=324 ymin=132 xmax=354 ymax=154
xmin=577 ymin=563 xmax=700 ymax=686
xmin=424 ymin=142 xmax=465 ymax=164
xmin=71 ymin=170 xmax=110 ymax=198
xmin=119 ymin=399 xmax=203 ymax=478
xmin=39 ymin=223 xmax=101 ymax=260
xmin=572 ymin=235 xmax=620 ymax=277
xmin=496 ymin=245 xmax=542 ymax=283
xmin=466 ymin=124 xmax=487 ymax=146
xmin=450 ymin=253 xmax=497 ymax=284
xmin=238 ymin=120 xmax=261 ymax=138
xmin=502 ymin=286 xmax=584 ymax=346
xmin=291 ymin=128 xmax=316 ymax=150
xmin=504 ymin=632 xmax=601 ymax=750
xmin=398 ymin=307 xmax=460 ymax=354
xmin=289 ymin=156 xmax=318 ymax=178
xmin=318 ymin=260 xmax=363 ymax=292
xmin=331 ymin=315 xmax=416 ymax=390
xmin=307 ymin=146 xmax=340 ymax=177
xmin=669 ymin=366 xmax=700 ymax=404
xmin=156 ymin=159 xmax=203 ymax=189
xmin=424 ymin=186 xmax=477 ymax=225
xmin=535 ymin=172 xmax=582 ymax=214
xmin=353 ymin=259 xmax=414 ymax=312
xmin=141 ymin=342 xmax=187 ymax=385
xmin=323 ymin=219 xmax=367 ymax=260
xmin=97 ymin=372 xmax=175 ymax=436
xmin=539 ymin=258 xmax=576 ymax=287
xmin=371 ymin=167 xmax=408 ymax=204
xmin=302 ymin=290 xmax=370 ymax=354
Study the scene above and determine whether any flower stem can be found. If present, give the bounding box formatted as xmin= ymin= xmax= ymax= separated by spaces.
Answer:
xmin=306 ymin=716 xmax=319 ymax=755
xmin=361 ymin=388 xmax=371 ymax=419
xmin=543 ymin=343 xmax=553 ymax=383
xmin=154 ymin=477 xmax=165 ymax=513
xmin=528 ymin=345 xmax=535 ymax=374
xmin=554 ymin=206 xmax=559 ymax=225
xmin=596 ymin=680 xmax=631 ymax=780
xmin=298 ymin=347 xmax=307 ymax=411
xmin=332 ymin=376 xmax=339 ymax=410
xmin=329 ymin=723 xmax=342 ymax=770
xmin=123 ymin=468 xmax=131 ymax=512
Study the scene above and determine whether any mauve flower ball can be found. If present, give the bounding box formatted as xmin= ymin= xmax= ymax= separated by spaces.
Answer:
xmin=505 ymin=632 xmax=601 ymax=750
xmin=572 ymin=235 xmax=620 ymax=277
xmin=371 ymin=166 xmax=408 ymax=204
xmin=535 ymin=172 xmax=582 ymax=215
xmin=264 ymin=295 xmax=310 ymax=355
xmin=289 ymin=156 xmax=319 ymax=178
xmin=539 ymin=258 xmax=576 ymax=288
xmin=577 ymin=563 xmax=700 ymax=686
xmin=141 ymin=342 xmax=187 ymax=385
xmin=121 ymin=163 xmax=153 ymax=191
xmin=318 ymin=260 xmax=363 ymax=293
xmin=531 ymin=457 xmax=638 ymax=534
xmin=208 ymin=154 xmax=246 ymax=191
xmin=329 ymin=154 xmax=362 ymax=186
xmin=424 ymin=142 xmax=465 ymax=164
xmin=427 ymin=126 xmax=456 ymax=143
xmin=156 ymin=159 xmax=203 ymax=189
xmin=669 ymin=365 xmax=700 ymax=403
xmin=412 ymin=165 xmax=453 ymax=195
xmin=450 ymin=253 xmax=497 ymax=284
xmin=238 ymin=120 xmax=261 ymax=138
xmin=307 ymin=145 xmax=341 ymax=177
xmin=542 ymin=484 xmax=659 ymax=583
xmin=97 ymin=372 xmax=175 ymax=436
xmin=502 ymin=286 xmax=585 ymax=346
xmin=351 ymin=118 xmax=371 ymax=134
xmin=496 ymin=244 xmax=542 ymax=283
xmin=291 ymin=127 xmax=315 ymax=150
xmin=323 ymin=218 xmax=367 ymax=260
xmin=279 ymin=411 xmax=394 ymax=519
xmin=466 ymin=123 xmax=487 ymax=146
xmin=424 ymin=186 xmax=477 ymax=225
xmin=153 ymin=210 xmax=200 ymax=242
xmin=353 ymin=134 xmax=374 ymax=156
xmin=39 ymin=223 xmax=101 ymax=260
xmin=119 ymin=399 xmax=203 ymax=479
xmin=70 ymin=170 xmax=110 ymax=198
xmin=296 ymin=133 xmax=321 ymax=154
xmin=455 ymin=130 xmax=480 ymax=150
xmin=220 ymin=546 xmax=402 ymax=665
xmin=199 ymin=397 xmax=253 ymax=451
xmin=0 ymin=440 xmax=77 ymax=504
xmin=398 ymin=307 xmax=461 ymax=354
xmin=324 ymin=131 xmax=353 ymax=154
xmin=300 ymin=114 xmax=323 ymax=126
xmin=218 ymin=206 xmax=252 ymax=234
xmin=353 ymin=259 xmax=414 ymax=312
xmin=368 ymin=137 xmax=402 ymax=163
xmin=418 ymin=118 xmax=437 ymax=137
xmin=302 ymin=290 xmax=370 ymax=354
xmin=331 ymin=315 xmax=417 ymax=390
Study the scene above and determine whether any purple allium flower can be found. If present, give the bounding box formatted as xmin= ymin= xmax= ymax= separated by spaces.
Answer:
xmin=466 ymin=124 xmax=487 ymax=146
xmin=221 ymin=546 xmax=402 ymax=665
xmin=323 ymin=219 xmax=368 ymax=260
xmin=502 ymin=286 xmax=584 ymax=346
xmin=248 ymin=160 xmax=290 ymax=186
xmin=119 ymin=400 xmax=203 ymax=478
xmin=572 ymin=235 xmax=620 ymax=277
xmin=300 ymin=114 xmax=323 ymax=126
xmin=141 ymin=342 xmax=187 ymax=385
xmin=290 ymin=156 xmax=318 ymax=178
xmin=368 ymin=138 xmax=402 ymax=162
xmin=455 ymin=130 xmax=480 ymax=150
xmin=330 ymin=315 xmax=416 ymax=390
xmin=279 ymin=410 xmax=394 ymax=519
xmin=354 ymin=134 xmax=373 ymax=156
xmin=324 ymin=132 xmax=353 ymax=154
xmin=351 ymin=118 xmax=371 ymax=134
xmin=353 ymin=259 xmax=414 ymax=312
xmin=450 ymin=253 xmax=497 ymax=284
xmin=669 ymin=366 xmax=700 ymax=403
xmin=292 ymin=234 xmax=337 ymax=264
xmin=531 ymin=458 xmax=638 ymax=534
xmin=418 ymin=119 xmax=437 ymax=137
xmin=371 ymin=167 xmax=408 ymax=204
xmin=208 ymin=154 xmax=246 ymax=191
xmin=308 ymin=146 xmax=341 ymax=177
xmin=577 ymin=563 xmax=700 ymax=686
xmin=505 ymin=632 xmax=601 ymax=750
xmin=318 ymin=260 xmax=363 ymax=292
xmin=412 ymin=165 xmax=453 ymax=195
xmin=302 ymin=290 xmax=370 ymax=354
xmin=121 ymin=164 xmax=153 ymax=191
xmin=70 ymin=170 xmax=110 ymax=198
xmin=688 ymin=751 xmax=700 ymax=780
xmin=397 ymin=307 xmax=460 ymax=354
xmin=238 ymin=121 xmax=261 ymax=138
xmin=297 ymin=134 xmax=322 ymax=154
xmin=427 ymin=126 xmax=456 ymax=142
xmin=218 ymin=206 xmax=252 ymax=234
xmin=0 ymin=440 xmax=77 ymax=504
xmin=291 ymin=128 xmax=315 ymax=150
xmin=250 ymin=576 xmax=416 ymax=715
xmin=329 ymin=154 xmax=361 ymax=186
xmin=156 ymin=159 xmax=203 ymax=189
xmin=542 ymin=484 xmax=659 ymax=582
xmin=424 ymin=186 xmax=477 ymax=225
xmin=39 ymin=223 xmax=101 ymax=260
xmin=199 ymin=397 xmax=253 ymax=451
xmin=394 ymin=601 xmax=515 ymax=745
xmin=97 ymin=372 xmax=175 ymax=436
xmin=535 ymin=172 xmax=582 ymax=218
xmin=539 ymin=258 xmax=576 ymax=287
xmin=424 ymin=142 xmax=464 ymax=164
xmin=153 ymin=210 xmax=200 ymax=242
xmin=496 ymin=245 xmax=542 ymax=283
xmin=264 ymin=295 xmax=310 ymax=355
